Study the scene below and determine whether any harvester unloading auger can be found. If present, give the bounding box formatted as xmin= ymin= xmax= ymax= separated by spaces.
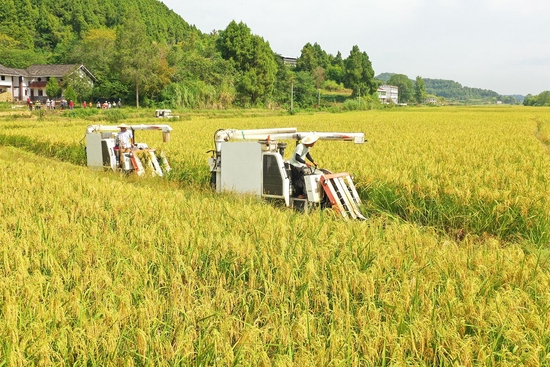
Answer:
xmin=208 ymin=128 xmax=367 ymax=220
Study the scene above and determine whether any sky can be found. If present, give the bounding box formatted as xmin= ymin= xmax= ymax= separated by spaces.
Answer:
xmin=161 ymin=0 xmax=549 ymax=96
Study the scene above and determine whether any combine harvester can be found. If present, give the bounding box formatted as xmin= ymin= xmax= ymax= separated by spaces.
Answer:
xmin=208 ymin=127 xmax=367 ymax=220
xmin=84 ymin=124 xmax=173 ymax=176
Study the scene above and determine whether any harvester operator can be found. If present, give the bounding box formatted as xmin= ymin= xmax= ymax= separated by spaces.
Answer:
xmin=115 ymin=123 xmax=134 ymax=167
xmin=289 ymin=135 xmax=318 ymax=199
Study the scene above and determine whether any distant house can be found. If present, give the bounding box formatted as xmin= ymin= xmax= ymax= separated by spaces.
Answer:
xmin=377 ymin=84 xmax=399 ymax=104
xmin=0 ymin=64 xmax=96 ymax=102
xmin=277 ymin=54 xmax=297 ymax=68
xmin=425 ymin=97 xmax=437 ymax=104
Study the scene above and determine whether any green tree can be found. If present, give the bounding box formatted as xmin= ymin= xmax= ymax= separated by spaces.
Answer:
xmin=217 ymin=21 xmax=277 ymax=105
xmin=296 ymin=43 xmax=317 ymax=72
xmin=523 ymin=94 xmax=534 ymax=106
xmin=64 ymin=85 xmax=77 ymax=103
xmin=312 ymin=66 xmax=325 ymax=89
xmin=115 ymin=8 xmax=155 ymax=108
xmin=272 ymin=56 xmax=292 ymax=106
xmin=45 ymin=77 xmax=62 ymax=99
xmin=292 ymin=71 xmax=317 ymax=108
xmin=388 ymin=74 xmax=414 ymax=103
xmin=524 ymin=91 xmax=550 ymax=106
xmin=63 ymin=68 xmax=93 ymax=103
xmin=296 ymin=42 xmax=329 ymax=73
xmin=168 ymin=33 xmax=236 ymax=108
xmin=343 ymin=45 xmax=376 ymax=97
xmin=66 ymin=28 xmax=123 ymax=99
xmin=326 ymin=51 xmax=345 ymax=85
xmin=414 ymin=76 xmax=427 ymax=104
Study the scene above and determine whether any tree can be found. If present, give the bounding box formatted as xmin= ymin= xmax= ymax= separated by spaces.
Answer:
xmin=67 ymin=29 xmax=117 ymax=93
xmin=167 ymin=33 xmax=236 ymax=108
xmin=292 ymin=71 xmax=317 ymax=108
xmin=343 ymin=45 xmax=376 ymax=97
xmin=312 ymin=66 xmax=325 ymax=89
xmin=326 ymin=51 xmax=345 ymax=85
xmin=414 ymin=76 xmax=427 ymax=104
xmin=217 ymin=21 xmax=277 ymax=105
xmin=523 ymin=94 xmax=534 ymax=106
xmin=388 ymin=74 xmax=414 ymax=103
xmin=296 ymin=42 xmax=329 ymax=73
xmin=115 ymin=8 xmax=155 ymax=108
xmin=64 ymin=85 xmax=77 ymax=103
xmin=524 ymin=91 xmax=550 ymax=106
xmin=45 ymin=77 xmax=62 ymax=99
xmin=63 ymin=69 xmax=93 ymax=103
xmin=272 ymin=56 xmax=292 ymax=106
xmin=296 ymin=43 xmax=317 ymax=72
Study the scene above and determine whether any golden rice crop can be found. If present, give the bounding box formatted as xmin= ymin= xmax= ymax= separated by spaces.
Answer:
xmin=1 ymin=106 xmax=550 ymax=365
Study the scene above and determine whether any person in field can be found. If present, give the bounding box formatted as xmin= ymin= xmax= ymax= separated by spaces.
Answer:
xmin=115 ymin=123 xmax=134 ymax=167
xmin=289 ymin=135 xmax=319 ymax=199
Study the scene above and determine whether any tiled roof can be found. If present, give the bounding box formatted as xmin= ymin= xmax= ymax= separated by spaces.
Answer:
xmin=25 ymin=64 xmax=80 ymax=77
xmin=0 ymin=64 xmax=19 ymax=76
xmin=0 ymin=63 xmax=96 ymax=81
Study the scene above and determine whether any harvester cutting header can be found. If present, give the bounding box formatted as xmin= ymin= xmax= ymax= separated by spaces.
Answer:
xmin=208 ymin=127 xmax=367 ymax=220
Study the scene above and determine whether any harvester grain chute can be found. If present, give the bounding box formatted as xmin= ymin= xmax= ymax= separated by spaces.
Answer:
xmin=84 ymin=124 xmax=172 ymax=176
xmin=207 ymin=128 xmax=367 ymax=220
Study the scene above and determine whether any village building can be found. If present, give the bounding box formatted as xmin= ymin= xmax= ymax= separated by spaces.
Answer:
xmin=0 ymin=64 xmax=95 ymax=103
xmin=377 ymin=84 xmax=399 ymax=104
xmin=276 ymin=54 xmax=297 ymax=68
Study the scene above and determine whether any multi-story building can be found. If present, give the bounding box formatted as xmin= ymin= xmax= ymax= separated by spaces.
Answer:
xmin=377 ymin=84 xmax=399 ymax=104
xmin=0 ymin=64 xmax=95 ymax=102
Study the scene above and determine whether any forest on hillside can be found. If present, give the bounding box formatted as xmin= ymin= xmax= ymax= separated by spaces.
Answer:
xmin=0 ymin=0 xmax=518 ymax=108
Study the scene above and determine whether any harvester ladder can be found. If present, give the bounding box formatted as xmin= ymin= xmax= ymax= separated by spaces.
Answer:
xmin=321 ymin=173 xmax=366 ymax=220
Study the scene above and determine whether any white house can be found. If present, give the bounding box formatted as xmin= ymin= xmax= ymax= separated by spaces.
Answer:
xmin=0 ymin=64 xmax=95 ymax=102
xmin=377 ymin=84 xmax=399 ymax=104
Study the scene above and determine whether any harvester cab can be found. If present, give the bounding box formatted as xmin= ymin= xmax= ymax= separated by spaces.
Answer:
xmin=208 ymin=128 xmax=367 ymax=220
xmin=84 ymin=124 xmax=173 ymax=176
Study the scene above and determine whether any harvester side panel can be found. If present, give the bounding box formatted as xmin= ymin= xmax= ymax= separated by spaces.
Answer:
xmin=220 ymin=142 xmax=262 ymax=196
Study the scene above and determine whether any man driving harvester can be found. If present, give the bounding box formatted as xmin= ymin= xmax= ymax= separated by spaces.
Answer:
xmin=115 ymin=123 xmax=134 ymax=168
xmin=289 ymin=135 xmax=319 ymax=199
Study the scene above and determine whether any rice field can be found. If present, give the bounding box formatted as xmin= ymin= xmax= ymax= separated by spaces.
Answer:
xmin=1 ymin=106 xmax=550 ymax=365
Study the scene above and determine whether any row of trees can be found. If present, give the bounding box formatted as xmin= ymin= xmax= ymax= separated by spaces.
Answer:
xmin=379 ymin=73 xmax=427 ymax=104
xmin=0 ymin=0 xmax=385 ymax=109
xmin=72 ymin=16 xmax=384 ymax=109
xmin=523 ymin=91 xmax=550 ymax=106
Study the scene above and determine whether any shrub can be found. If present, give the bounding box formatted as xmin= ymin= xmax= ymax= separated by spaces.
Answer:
xmin=65 ymin=108 xmax=100 ymax=119
xmin=321 ymin=80 xmax=345 ymax=91
xmin=104 ymin=108 xmax=128 ymax=123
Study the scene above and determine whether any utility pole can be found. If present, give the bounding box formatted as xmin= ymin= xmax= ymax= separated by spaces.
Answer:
xmin=290 ymin=81 xmax=294 ymax=112
xmin=317 ymin=88 xmax=320 ymax=107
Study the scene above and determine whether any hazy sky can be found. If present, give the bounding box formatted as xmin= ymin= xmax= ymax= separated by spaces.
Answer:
xmin=161 ymin=0 xmax=549 ymax=96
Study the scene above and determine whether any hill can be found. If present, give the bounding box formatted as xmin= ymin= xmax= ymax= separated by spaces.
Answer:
xmin=375 ymin=73 xmax=522 ymax=104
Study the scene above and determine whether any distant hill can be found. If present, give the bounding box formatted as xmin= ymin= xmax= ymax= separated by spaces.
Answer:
xmin=375 ymin=73 xmax=394 ymax=83
xmin=375 ymin=73 xmax=522 ymax=104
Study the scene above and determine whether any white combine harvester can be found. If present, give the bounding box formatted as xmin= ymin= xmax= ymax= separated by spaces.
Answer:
xmin=208 ymin=127 xmax=367 ymax=220
xmin=84 ymin=124 xmax=173 ymax=176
